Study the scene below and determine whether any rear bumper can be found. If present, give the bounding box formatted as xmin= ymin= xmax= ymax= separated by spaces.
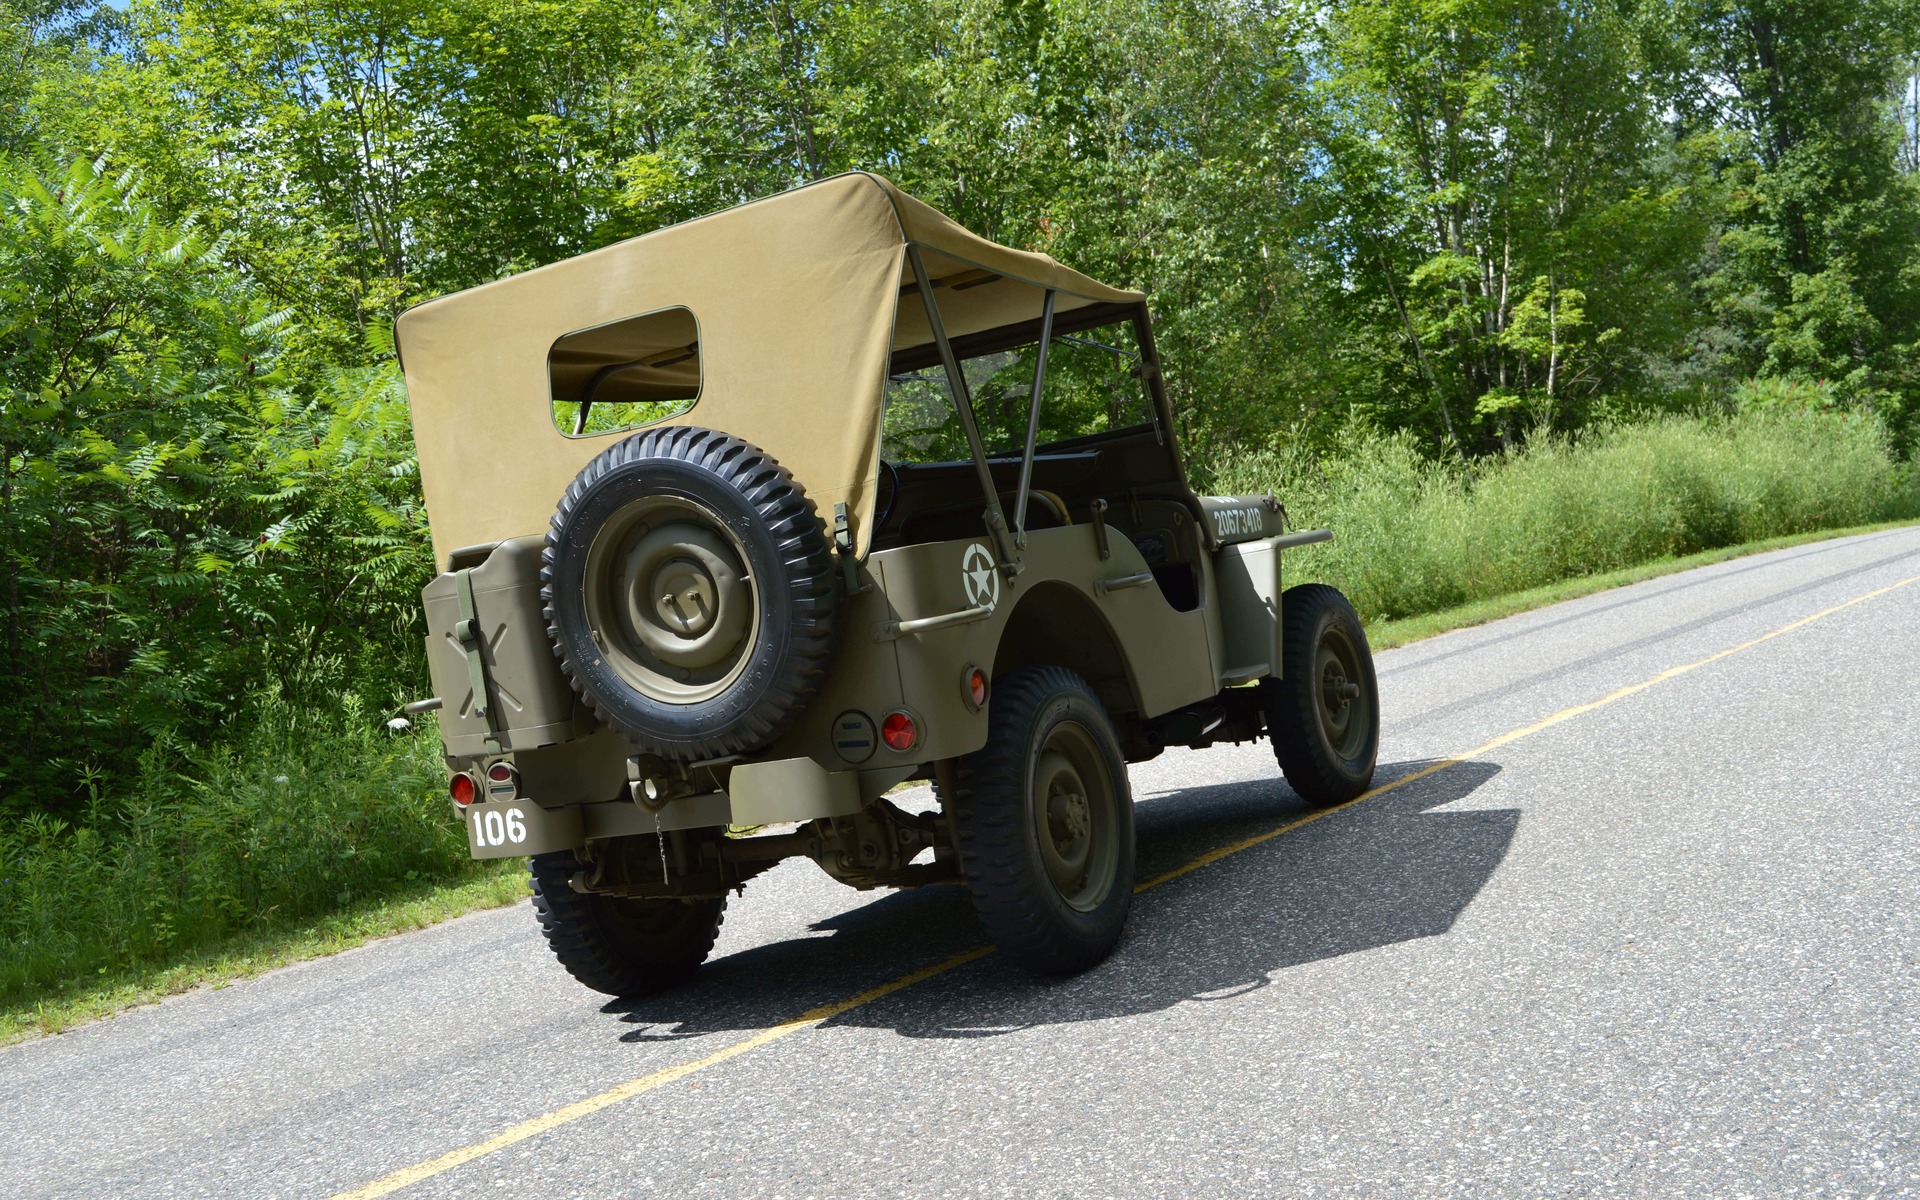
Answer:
xmin=463 ymin=757 xmax=914 ymax=860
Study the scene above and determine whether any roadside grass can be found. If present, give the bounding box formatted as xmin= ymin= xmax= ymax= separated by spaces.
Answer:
xmin=0 ymin=695 xmax=508 ymax=1045
xmin=1365 ymin=518 xmax=1920 ymax=650
xmin=1217 ymin=409 xmax=1920 ymax=622
xmin=0 ymin=865 xmax=524 ymax=1045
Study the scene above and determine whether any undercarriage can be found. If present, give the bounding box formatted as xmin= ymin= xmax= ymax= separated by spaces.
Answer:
xmin=566 ymin=794 xmax=962 ymax=901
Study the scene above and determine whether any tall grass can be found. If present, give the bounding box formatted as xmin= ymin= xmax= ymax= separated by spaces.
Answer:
xmin=1215 ymin=409 xmax=1920 ymax=621
xmin=0 ymin=694 xmax=484 ymax=1003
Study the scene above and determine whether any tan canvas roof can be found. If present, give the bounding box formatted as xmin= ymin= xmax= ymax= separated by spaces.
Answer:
xmin=396 ymin=172 xmax=1143 ymax=566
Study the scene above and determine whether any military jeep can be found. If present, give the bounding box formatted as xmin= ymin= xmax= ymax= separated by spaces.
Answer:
xmin=395 ymin=173 xmax=1379 ymax=993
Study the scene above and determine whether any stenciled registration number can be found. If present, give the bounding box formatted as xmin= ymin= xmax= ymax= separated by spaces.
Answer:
xmin=464 ymin=798 xmax=586 ymax=860
xmin=470 ymin=805 xmax=528 ymax=850
xmin=1213 ymin=505 xmax=1265 ymax=539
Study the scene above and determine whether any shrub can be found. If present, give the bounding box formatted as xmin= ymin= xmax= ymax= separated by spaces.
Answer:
xmin=0 ymin=158 xmax=433 ymax=817
xmin=1216 ymin=409 xmax=1920 ymax=622
xmin=0 ymin=693 xmax=480 ymax=1002
xmin=1732 ymin=376 xmax=1842 ymax=413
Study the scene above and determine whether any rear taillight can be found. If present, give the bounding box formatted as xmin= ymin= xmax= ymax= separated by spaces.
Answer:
xmin=963 ymin=666 xmax=989 ymax=711
xmin=449 ymin=773 xmax=477 ymax=807
xmin=881 ymin=710 xmax=918 ymax=752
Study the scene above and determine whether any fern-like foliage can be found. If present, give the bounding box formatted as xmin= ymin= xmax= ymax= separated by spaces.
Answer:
xmin=0 ymin=159 xmax=433 ymax=815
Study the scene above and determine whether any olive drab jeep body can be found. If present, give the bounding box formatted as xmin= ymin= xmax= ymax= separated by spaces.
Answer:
xmin=395 ymin=173 xmax=1380 ymax=992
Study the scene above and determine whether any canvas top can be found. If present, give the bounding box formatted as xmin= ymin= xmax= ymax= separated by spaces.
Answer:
xmin=395 ymin=172 xmax=1143 ymax=564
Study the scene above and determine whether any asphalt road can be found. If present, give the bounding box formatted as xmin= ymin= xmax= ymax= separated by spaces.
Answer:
xmin=6 ymin=527 xmax=1920 ymax=1199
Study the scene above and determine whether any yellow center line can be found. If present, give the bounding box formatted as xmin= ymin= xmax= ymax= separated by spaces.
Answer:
xmin=331 ymin=947 xmax=993 ymax=1200
xmin=332 ymin=571 xmax=1919 ymax=1200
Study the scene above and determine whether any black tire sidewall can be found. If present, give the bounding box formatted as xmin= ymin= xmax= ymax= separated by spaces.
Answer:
xmin=1018 ymin=688 xmax=1136 ymax=939
xmin=1304 ymin=593 xmax=1378 ymax=777
xmin=1268 ymin=584 xmax=1379 ymax=803
xmin=543 ymin=428 xmax=838 ymax=760
xmin=951 ymin=666 xmax=1136 ymax=974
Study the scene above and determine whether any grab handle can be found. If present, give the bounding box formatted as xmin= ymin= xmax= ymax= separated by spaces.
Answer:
xmin=873 ymin=603 xmax=996 ymax=641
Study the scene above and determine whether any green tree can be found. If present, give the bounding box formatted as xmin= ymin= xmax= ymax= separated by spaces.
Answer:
xmin=1677 ymin=0 xmax=1920 ymax=435
xmin=1313 ymin=0 xmax=1705 ymax=449
xmin=0 ymin=156 xmax=428 ymax=813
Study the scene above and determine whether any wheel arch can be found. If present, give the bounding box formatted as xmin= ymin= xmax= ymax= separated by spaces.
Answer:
xmin=990 ymin=581 xmax=1141 ymax=718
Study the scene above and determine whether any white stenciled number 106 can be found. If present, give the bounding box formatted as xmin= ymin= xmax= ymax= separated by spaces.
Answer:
xmin=475 ymin=806 xmax=528 ymax=848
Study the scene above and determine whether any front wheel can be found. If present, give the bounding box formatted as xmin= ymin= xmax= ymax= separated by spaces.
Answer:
xmin=528 ymin=851 xmax=726 ymax=997
xmin=1261 ymin=583 xmax=1379 ymax=806
xmin=942 ymin=666 xmax=1135 ymax=975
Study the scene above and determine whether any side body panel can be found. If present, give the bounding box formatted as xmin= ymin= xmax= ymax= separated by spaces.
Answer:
xmin=760 ymin=522 xmax=1220 ymax=771
xmin=1214 ymin=538 xmax=1283 ymax=684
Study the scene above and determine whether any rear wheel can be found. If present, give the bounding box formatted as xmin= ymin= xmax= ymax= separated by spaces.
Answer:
xmin=942 ymin=666 xmax=1135 ymax=975
xmin=528 ymin=851 xmax=725 ymax=997
xmin=1261 ymin=583 xmax=1378 ymax=805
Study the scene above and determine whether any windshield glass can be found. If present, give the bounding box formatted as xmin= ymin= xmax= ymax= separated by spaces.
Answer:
xmin=882 ymin=318 xmax=1153 ymax=464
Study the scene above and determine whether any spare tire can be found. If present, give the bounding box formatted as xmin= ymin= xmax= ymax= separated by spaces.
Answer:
xmin=542 ymin=426 xmax=840 ymax=760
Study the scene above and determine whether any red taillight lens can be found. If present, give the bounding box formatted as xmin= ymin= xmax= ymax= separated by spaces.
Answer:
xmin=449 ymin=773 xmax=477 ymax=806
xmin=966 ymin=668 xmax=989 ymax=709
xmin=486 ymin=762 xmax=514 ymax=784
xmin=881 ymin=711 xmax=918 ymax=752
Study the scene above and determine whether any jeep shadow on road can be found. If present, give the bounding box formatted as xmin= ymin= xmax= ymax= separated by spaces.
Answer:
xmin=604 ymin=758 xmax=1513 ymax=1042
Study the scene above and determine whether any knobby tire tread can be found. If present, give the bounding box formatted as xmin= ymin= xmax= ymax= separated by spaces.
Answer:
xmin=939 ymin=665 xmax=1134 ymax=975
xmin=528 ymin=851 xmax=725 ymax=997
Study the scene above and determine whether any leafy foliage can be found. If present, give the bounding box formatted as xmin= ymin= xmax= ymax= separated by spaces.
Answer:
xmin=14 ymin=0 xmax=1911 ymax=452
xmin=0 ymin=157 xmax=429 ymax=813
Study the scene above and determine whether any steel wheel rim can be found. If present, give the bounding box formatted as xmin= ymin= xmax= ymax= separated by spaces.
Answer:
xmin=582 ymin=496 xmax=758 ymax=704
xmin=1030 ymin=721 xmax=1120 ymax=912
xmin=1313 ymin=624 xmax=1370 ymax=761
